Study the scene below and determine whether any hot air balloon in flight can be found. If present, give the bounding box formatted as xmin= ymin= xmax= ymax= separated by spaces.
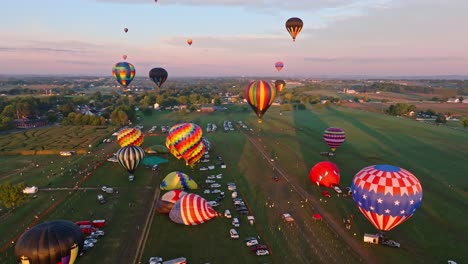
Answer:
xmin=116 ymin=145 xmax=145 ymax=181
xmin=187 ymin=39 xmax=193 ymax=45
xmin=15 ymin=220 xmax=84 ymax=264
xmin=169 ymin=193 xmax=218 ymax=225
xmin=124 ymin=27 xmax=128 ymax=33
xmin=117 ymin=127 xmax=144 ymax=147
xmin=274 ymin=80 xmax=286 ymax=93
xmin=309 ymin=161 xmax=340 ymax=188
xmin=244 ymin=80 xmax=277 ymax=123
xmin=122 ymin=55 xmax=127 ymax=60
xmin=160 ymin=171 xmax=198 ymax=191
xmin=275 ymin=61 xmax=284 ymax=72
xmin=156 ymin=190 xmax=187 ymax=214
xmin=351 ymin=164 xmax=423 ymax=232
xmin=285 ymin=17 xmax=303 ymax=41
xmin=323 ymin=127 xmax=346 ymax=152
xmin=165 ymin=123 xmax=206 ymax=167
xmin=112 ymin=62 xmax=135 ymax=88
xmin=149 ymin=67 xmax=168 ymax=88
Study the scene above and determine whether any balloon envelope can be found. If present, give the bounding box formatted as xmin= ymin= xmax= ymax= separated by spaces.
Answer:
xmin=160 ymin=171 xmax=198 ymax=191
xmin=274 ymin=80 xmax=286 ymax=93
xmin=351 ymin=164 xmax=423 ymax=232
xmin=116 ymin=145 xmax=145 ymax=176
xmin=112 ymin=62 xmax=135 ymax=88
xmin=187 ymin=39 xmax=193 ymax=45
xmin=149 ymin=67 xmax=168 ymax=88
xmin=169 ymin=193 xmax=217 ymax=225
xmin=117 ymin=128 xmax=144 ymax=147
xmin=309 ymin=161 xmax=340 ymax=188
xmin=285 ymin=17 xmax=303 ymax=41
xmin=244 ymin=80 xmax=277 ymax=123
xmin=156 ymin=190 xmax=187 ymax=214
xmin=275 ymin=61 xmax=284 ymax=72
xmin=122 ymin=55 xmax=127 ymax=60
xmin=165 ymin=123 xmax=206 ymax=167
xmin=323 ymin=127 xmax=346 ymax=152
xmin=124 ymin=28 xmax=128 ymax=33
xmin=15 ymin=220 xmax=84 ymax=264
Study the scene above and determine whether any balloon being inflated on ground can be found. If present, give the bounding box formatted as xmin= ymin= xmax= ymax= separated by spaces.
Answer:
xmin=160 ymin=171 xmax=198 ymax=191
xmin=156 ymin=190 xmax=187 ymax=214
xmin=351 ymin=164 xmax=423 ymax=232
xmin=169 ymin=193 xmax=217 ymax=225
xmin=309 ymin=161 xmax=340 ymax=188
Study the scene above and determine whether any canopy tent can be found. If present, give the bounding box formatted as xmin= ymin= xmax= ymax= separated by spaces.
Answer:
xmin=142 ymin=156 xmax=168 ymax=166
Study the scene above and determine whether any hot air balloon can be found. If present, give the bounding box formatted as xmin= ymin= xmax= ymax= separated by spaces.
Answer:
xmin=309 ymin=161 xmax=340 ymax=188
xmin=169 ymin=193 xmax=217 ymax=225
xmin=165 ymin=123 xmax=206 ymax=167
xmin=244 ymin=80 xmax=277 ymax=123
xmin=351 ymin=164 xmax=423 ymax=232
xmin=156 ymin=190 xmax=187 ymax=214
xmin=274 ymin=80 xmax=286 ymax=93
xmin=149 ymin=67 xmax=168 ymax=88
xmin=160 ymin=171 xmax=198 ymax=191
xmin=117 ymin=127 xmax=144 ymax=147
xmin=124 ymin=27 xmax=128 ymax=33
xmin=187 ymin=39 xmax=193 ymax=45
xmin=275 ymin=61 xmax=284 ymax=72
xmin=116 ymin=145 xmax=145 ymax=181
xmin=112 ymin=62 xmax=135 ymax=88
xmin=15 ymin=220 xmax=84 ymax=264
xmin=285 ymin=17 xmax=303 ymax=41
xmin=122 ymin=55 xmax=127 ymax=60
xmin=323 ymin=127 xmax=346 ymax=152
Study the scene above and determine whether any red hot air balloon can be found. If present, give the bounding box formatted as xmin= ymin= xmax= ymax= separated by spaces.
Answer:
xmin=275 ymin=61 xmax=284 ymax=72
xmin=169 ymin=193 xmax=217 ymax=225
xmin=244 ymin=80 xmax=277 ymax=123
xmin=351 ymin=164 xmax=423 ymax=232
xmin=309 ymin=161 xmax=340 ymax=188
xmin=187 ymin=39 xmax=193 ymax=45
xmin=323 ymin=127 xmax=346 ymax=152
xmin=122 ymin=55 xmax=127 ymax=60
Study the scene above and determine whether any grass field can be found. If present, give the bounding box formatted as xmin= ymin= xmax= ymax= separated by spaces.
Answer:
xmin=0 ymin=105 xmax=467 ymax=264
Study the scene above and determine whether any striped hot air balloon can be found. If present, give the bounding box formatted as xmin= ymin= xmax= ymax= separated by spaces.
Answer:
xmin=116 ymin=145 xmax=145 ymax=180
xmin=156 ymin=190 xmax=187 ymax=214
xmin=351 ymin=164 xmax=423 ymax=232
xmin=165 ymin=123 xmax=206 ymax=167
xmin=160 ymin=171 xmax=198 ymax=191
xmin=117 ymin=128 xmax=144 ymax=147
xmin=169 ymin=193 xmax=217 ymax=225
xmin=323 ymin=127 xmax=346 ymax=152
xmin=244 ymin=80 xmax=277 ymax=123
xmin=274 ymin=80 xmax=286 ymax=93
xmin=112 ymin=62 xmax=135 ymax=88
xmin=275 ymin=61 xmax=284 ymax=72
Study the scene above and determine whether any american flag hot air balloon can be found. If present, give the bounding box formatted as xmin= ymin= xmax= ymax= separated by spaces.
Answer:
xmin=351 ymin=164 xmax=423 ymax=232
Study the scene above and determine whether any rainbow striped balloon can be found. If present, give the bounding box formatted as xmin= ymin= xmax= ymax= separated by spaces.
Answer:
xmin=165 ymin=123 xmax=206 ymax=167
xmin=169 ymin=193 xmax=217 ymax=225
xmin=244 ymin=80 xmax=277 ymax=123
xmin=112 ymin=62 xmax=135 ymax=88
xmin=117 ymin=128 xmax=144 ymax=147
xmin=323 ymin=127 xmax=346 ymax=152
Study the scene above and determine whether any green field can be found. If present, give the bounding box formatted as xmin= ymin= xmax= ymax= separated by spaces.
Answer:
xmin=0 ymin=105 xmax=467 ymax=264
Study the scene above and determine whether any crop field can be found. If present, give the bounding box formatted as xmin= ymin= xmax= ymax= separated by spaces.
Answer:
xmin=0 ymin=105 xmax=467 ymax=264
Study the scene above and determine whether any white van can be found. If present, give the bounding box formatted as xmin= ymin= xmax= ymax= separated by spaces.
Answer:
xmin=230 ymin=229 xmax=239 ymax=239
xmin=231 ymin=191 xmax=238 ymax=199
xmin=232 ymin=217 xmax=240 ymax=227
xmin=224 ymin=210 xmax=232 ymax=219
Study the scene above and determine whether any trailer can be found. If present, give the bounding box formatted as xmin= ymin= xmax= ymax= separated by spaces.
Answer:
xmin=92 ymin=219 xmax=106 ymax=228
xmin=363 ymin=233 xmax=380 ymax=244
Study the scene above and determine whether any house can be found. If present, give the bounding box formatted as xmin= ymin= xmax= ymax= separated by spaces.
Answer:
xmin=447 ymin=98 xmax=460 ymax=103
xmin=200 ymin=105 xmax=215 ymax=113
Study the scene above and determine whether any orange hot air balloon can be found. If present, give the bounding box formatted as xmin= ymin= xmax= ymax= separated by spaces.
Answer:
xmin=187 ymin=39 xmax=193 ymax=45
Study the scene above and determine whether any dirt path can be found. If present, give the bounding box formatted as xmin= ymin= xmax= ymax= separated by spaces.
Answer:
xmin=241 ymin=130 xmax=376 ymax=263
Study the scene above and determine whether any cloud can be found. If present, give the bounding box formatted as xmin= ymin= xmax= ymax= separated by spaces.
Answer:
xmin=304 ymin=56 xmax=466 ymax=63
xmin=0 ymin=47 xmax=83 ymax=53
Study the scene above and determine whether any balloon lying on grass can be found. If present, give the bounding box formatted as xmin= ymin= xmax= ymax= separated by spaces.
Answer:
xmin=112 ymin=62 xmax=135 ymax=88
xmin=15 ymin=220 xmax=84 ymax=264
xmin=169 ymin=193 xmax=218 ymax=225
xmin=160 ymin=171 xmax=198 ymax=191
xmin=351 ymin=164 xmax=423 ymax=232
xmin=309 ymin=161 xmax=340 ymax=188
xmin=323 ymin=127 xmax=346 ymax=152
xmin=116 ymin=145 xmax=145 ymax=179
xmin=244 ymin=80 xmax=277 ymax=123
xmin=117 ymin=127 xmax=144 ymax=147
xmin=156 ymin=190 xmax=187 ymax=214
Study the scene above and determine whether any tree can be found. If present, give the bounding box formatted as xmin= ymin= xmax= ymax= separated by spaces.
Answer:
xmin=460 ymin=117 xmax=468 ymax=129
xmin=0 ymin=182 xmax=28 ymax=209
xmin=459 ymin=96 xmax=464 ymax=103
xmin=435 ymin=115 xmax=447 ymax=125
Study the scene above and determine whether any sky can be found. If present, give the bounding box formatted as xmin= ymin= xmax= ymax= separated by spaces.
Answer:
xmin=2 ymin=0 xmax=467 ymax=77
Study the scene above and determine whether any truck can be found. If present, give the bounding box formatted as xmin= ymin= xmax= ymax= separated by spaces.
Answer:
xmin=92 ymin=219 xmax=106 ymax=228
xmin=162 ymin=257 xmax=186 ymax=264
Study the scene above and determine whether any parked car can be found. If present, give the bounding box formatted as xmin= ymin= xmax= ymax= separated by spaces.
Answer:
xmin=210 ymin=183 xmax=221 ymax=188
xmin=230 ymin=229 xmax=239 ymax=239
xmin=246 ymin=239 xmax=259 ymax=247
xmin=208 ymin=201 xmax=219 ymax=207
xmin=211 ymin=189 xmax=221 ymax=194
xmin=224 ymin=210 xmax=232 ymax=218
xmin=199 ymin=167 xmax=208 ymax=171
xmin=232 ymin=217 xmax=240 ymax=227
xmin=236 ymin=206 xmax=248 ymax=212
xmin=205 ymin=180 xmax=215 ymax=184
xmin=149 ymin=256 xmax=163 ymax=264
xmin=250 ymin=245 xmax=268 ymax=252
xmin=203 ymin=189 xmax=211 ymax=194
xmin=333 ymin=186 xmax=342 ymax=194
xmin=256 ymin=249 xmax=270 ymax=256
xmin=216 ymin=174 xmax=223 ymax=179
xmin=83 ymin=241 xmax=94 ymax=248
xmin=207 ymin=175 xmax=216 ymax=179
xmin=238 ymin=210 xmax=249 ymax=215
xmin=85 ymin=238 xmax=98 ymax=244
xmin=91 ymin=230 xmax=105 ymax=237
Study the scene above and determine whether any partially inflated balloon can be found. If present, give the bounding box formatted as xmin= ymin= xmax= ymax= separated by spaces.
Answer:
xmin=169 ymin=193 xmax=217 ymax=225
xmin=275 ymin=80 xmax=286 ymax=93
xmin=244 ymin=80 xmax=277 ymax=123
xmin=112 ymin=62 xmax=135 ymax=88
xmin=156 ymin=190 xmax=187 ymax=214
xmin=117 ymin=128 xmax=144 ymax=147
xmin=351 ymin=164 xmax=423 ymax=232
xmin=275 ymin=61 xmax=284 ymax=72
xmin=15 ymin=220 xmax=84 ymax=264
xmin=149 ymin=67 xmax=168 ymax=88
xmin=285 ymin=17 xmax=303 ymax=41
xmin=160 ymin=171 xmax=198 ymax=191
xmin=309 ymin=161 xmax=340 ymax=188
xmin=323 ymin=127 xmax=346 ymax=152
